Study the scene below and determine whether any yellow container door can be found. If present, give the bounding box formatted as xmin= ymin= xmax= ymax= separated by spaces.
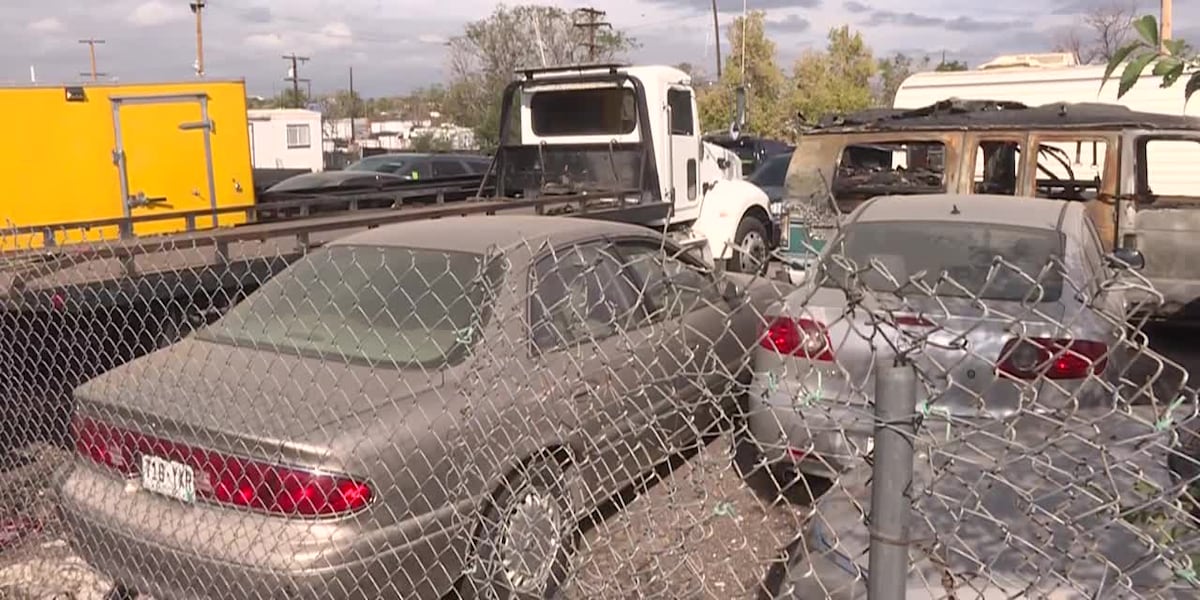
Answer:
xmin=113 ymin=93 xmax=218 ymax=237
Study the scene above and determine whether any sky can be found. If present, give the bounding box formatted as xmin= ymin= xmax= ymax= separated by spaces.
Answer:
xmin=0 ymin=0 xmax=1187 ymax=98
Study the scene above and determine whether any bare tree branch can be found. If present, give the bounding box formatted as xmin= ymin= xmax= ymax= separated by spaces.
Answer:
xmin=1053 ymin=1 xmax=1135 ymax=64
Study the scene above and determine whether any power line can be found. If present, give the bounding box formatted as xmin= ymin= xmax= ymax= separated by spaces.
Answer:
xmin=189 ymin=1 xmax=206 ymax=77
xmin=281 ymin=53 xmax=310 ymax=108
xmin=572 ymin=7 xmax=611 ymax=62
xmin=78 ymin=38 xmax=106 ymax=81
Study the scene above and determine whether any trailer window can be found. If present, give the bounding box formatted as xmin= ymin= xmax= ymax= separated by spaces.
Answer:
xmin=530 ymin=88 xmax=637 ymax=136
xmin=286 ymin=124 xmax=311 ymax=148
xmin=832 ymin=141 xmax=945 ymax=201
xmin=1033 ymin=139 xmax=1106 ymax=201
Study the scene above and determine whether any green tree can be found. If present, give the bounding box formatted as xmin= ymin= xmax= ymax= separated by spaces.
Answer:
xmin=320 ymin=89 xmax=364 ymax=120
xmin=791 ymin=26 xmax=876 ymax=125
xmin=409 ymin=132 xmax=455 ymax=152
xmin=445 ymin=5 xmax=637 ymax=149
xmin=936 ymin=59 xmax=968 ymax=71
xmin=696 ymin=10 xmax=790 ymax=137
xmin=876 ymin=53 xmax=931 ymax=107
xmin=1103 ymin=15 xmax=1199 ymax=101
xmin=275 ymin=88 xmax=310 ymax=109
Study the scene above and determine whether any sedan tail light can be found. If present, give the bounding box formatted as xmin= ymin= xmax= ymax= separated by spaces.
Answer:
xmin=71 ymin=414 xmax=372 ymax=517
xmin=760 ymin=316 xmax=834 ymax=361
xmin=996 ymin=338 xmax=1108 ymax=380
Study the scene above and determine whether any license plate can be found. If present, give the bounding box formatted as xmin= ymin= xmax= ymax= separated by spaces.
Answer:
xmin=141 ymin=455 xmax=196 ymax=503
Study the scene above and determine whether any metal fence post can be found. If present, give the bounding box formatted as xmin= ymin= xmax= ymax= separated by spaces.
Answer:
xmin=868 ymin=360 xmax=917 ymax=600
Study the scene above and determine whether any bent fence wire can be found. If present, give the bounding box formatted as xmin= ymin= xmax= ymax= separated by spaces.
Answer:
xmin=0 ymin=223 xmax=1196 ymax=599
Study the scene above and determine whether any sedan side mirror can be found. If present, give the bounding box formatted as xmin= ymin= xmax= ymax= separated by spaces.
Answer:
xmin=1107 ymin=248 xmax=1145 ymax=270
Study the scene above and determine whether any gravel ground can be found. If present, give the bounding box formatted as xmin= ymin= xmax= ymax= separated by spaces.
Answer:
xmin=565 ymin=437 xmax=808 ymax=599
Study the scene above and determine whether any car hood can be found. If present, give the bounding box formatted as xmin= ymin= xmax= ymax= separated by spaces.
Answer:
xmin=72 ymin=337 xmax=450 ymax=456
xmin=786 ymin=409 xmax=1191 ymax=598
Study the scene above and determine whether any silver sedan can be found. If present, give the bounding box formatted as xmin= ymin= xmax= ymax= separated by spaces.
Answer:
xmin=739 ymin=193 xmax=1146 ymax=498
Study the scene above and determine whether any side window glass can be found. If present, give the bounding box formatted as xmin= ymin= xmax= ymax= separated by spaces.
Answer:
xmin=406 ymin=161 xmax=433 ymax=180
xmin=530 ymin=243 xmax=639 ymax=351
xmin=667 ymin=89 xmax=694 ymax=135
xmin=972 ymin=141 xmax=1022 ymax=195
xmin=433 ymin=160 xmax=468 ymax=176
xmin=619 ymin=243 xmax=717 ymax=322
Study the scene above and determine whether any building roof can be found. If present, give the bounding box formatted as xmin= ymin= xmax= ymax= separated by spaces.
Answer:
xmin=853 ymin=193 xmax=1072 ymax=231
xmin=329 ymin=214 xmax=654 ymax=254
xmin=247 ymin=108 xmax=322 ymax=120
xmin=810 ymin=99 xmax=1200 ymax=133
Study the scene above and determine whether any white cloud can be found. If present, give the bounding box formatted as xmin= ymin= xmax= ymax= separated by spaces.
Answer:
xmin=245 ymin=33 xmax=285 ymax=50
xmin=418 ymin=34 xmax=448 ymax=45
xmin=28 ymin=17 xmax=64 ymax=33
xmin=311 ymin=22 xmax=353 ymax=49
xmin=127 ymin=1 xmax=187 ymax=27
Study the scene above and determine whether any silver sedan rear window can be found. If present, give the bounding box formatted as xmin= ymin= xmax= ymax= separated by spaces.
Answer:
xmin=823 ymin=221 xmax=1065 ymax=302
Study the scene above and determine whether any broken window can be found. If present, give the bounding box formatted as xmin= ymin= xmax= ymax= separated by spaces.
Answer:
xmin=1139 ymin=138 xmax=1200 ymax=198
xmin=831 ymin=141 xmax=946 ymax=201
xmin=972 ymin=141 xmax=1022 ymax=195
xmin=1034 ymin=139 xmax=1107 ymax=201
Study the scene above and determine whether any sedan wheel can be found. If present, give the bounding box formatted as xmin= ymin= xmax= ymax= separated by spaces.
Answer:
xmin=465 ymin=457 xmax=577 ymax=600
xmin=499 ymin=490 xmax=566 ymax=593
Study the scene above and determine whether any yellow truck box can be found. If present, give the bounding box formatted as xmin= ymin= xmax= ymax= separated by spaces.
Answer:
xmin=0 ymin=80 xmax=255 ymax=250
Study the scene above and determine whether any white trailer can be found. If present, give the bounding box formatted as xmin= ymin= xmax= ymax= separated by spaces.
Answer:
xmin=247 ymin=108 xmax=324 ymax=173
xmin=894 ymin=53 xmax=1200 ymax=196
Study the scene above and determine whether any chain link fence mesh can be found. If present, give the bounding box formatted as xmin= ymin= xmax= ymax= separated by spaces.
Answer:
xmin=0 ymin=205 xmax=1196 ymax=599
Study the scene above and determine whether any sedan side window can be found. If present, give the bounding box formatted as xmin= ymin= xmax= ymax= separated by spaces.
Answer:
xmin=618 ymin=242 xmax=719 ymax=322
xmin=530 ymin=243 xmax=640 ymax=351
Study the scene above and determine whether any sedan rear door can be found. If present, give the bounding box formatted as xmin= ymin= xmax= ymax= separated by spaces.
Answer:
xmin=610 ymin=240 xmax=744 ymax=449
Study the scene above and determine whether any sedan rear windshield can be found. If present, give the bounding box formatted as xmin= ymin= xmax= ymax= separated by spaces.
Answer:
xmin=822 ymin=221 xmax=1065 ymax=302
xmin=197 ymin=246 xmax=502 ymax=369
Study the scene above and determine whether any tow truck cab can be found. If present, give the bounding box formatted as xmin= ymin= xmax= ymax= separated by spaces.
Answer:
xmin=492 ymin=63 xmax=775 ymax=273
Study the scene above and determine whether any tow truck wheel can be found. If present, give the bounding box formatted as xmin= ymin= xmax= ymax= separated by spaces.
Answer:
xmin=728 ymin=216 xmax=769 ymax=274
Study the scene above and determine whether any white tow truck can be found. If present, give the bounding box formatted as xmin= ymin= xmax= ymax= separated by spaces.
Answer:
xmin=490 ymin=63 xmax=775 ymax=272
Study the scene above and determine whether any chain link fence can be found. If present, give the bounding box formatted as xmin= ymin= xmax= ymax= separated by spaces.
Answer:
xmin=0 ymin=200 xmax=1197 ymax=599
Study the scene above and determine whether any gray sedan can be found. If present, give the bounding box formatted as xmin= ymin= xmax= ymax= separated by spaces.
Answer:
xmin=55 ymin=215 xmax=785 ymax=599
xmin=739 ymin=194 xmax=1145 ymax=498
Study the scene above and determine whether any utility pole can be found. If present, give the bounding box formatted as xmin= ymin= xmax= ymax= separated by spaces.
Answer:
xmin=189 ymin=1 xmax=206 ymax=77
xmin=1161 ymin=0 xmax=1173 ymax=52
xmin=572 ymin=7 xmax=610 ymax=62
xmin=78 ymin=38 xmax=106 ymax=81
xmin=281 ymin=53 xmax=310 ymax=108
xmin=348 ymin=66 xmax=356 ymax=144
xmin=710 ymin=0 xmax=722 ymax=77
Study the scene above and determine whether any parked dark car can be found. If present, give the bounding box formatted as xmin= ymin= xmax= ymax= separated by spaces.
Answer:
xmin=265 ymin=153 xmax=493 ymax=193
xmin=702 ymin=133 xmax=793 ymax=176
xmin=56 ymin=215 xmax=789 ymax=600
xmin=746 ymin=152 xmax=792 ymax=247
